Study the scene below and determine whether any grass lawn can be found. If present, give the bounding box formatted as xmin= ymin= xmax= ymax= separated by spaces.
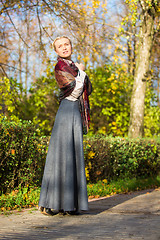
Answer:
xmin=0 ymin=175 xmax=160 ymax=214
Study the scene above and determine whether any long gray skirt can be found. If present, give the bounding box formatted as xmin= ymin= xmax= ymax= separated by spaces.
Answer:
xmin=39 ymin=99 xmax=88 ymax=211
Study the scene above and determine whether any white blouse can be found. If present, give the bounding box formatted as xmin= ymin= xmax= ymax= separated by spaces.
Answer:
xmin=65 ymin=69 xmax=86 ymax=101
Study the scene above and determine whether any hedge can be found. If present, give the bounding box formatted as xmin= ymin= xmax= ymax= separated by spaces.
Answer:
xmin=1 ymin=119 xmax=160 ymax=194
xmin=84 ymin=135 xmax=160 ymax=182
xmin=0 ymin=119 xmax=48 ymax=194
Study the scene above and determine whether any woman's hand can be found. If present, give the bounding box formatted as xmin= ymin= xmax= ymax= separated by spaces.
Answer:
xmin=75 ymin=62 xmax=85 ymax=71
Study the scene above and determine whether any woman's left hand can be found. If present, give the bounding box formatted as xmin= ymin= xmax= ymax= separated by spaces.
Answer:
xmin=75 ymin=63 xmax=85 ymax=71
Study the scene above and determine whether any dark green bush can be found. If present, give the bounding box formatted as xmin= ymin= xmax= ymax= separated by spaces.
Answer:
xmin=0 ymin=119 xmax=48 ymax=194
xmin=1 ymin=120 xmax=160 ymax=193
xmin=84 ymin=136 xmax=160 ymax=183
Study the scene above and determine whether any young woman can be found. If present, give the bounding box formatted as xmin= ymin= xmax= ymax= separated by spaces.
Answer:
xmin=38 ymin=36 xmax=92 ymax=215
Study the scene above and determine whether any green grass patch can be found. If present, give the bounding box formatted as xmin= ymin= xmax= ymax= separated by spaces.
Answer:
xmin=0 ymin=176 xmax=160 ymax=214
xmin=0 ymin=185 xmax=40 ymax=214
xmin=87 ymin=176 xmax=160 ymax=198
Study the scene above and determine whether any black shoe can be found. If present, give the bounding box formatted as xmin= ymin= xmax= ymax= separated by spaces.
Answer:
xmin=38 ymin=206 xmax=44 ymax=212
xmin=42 ymin=208 xmax=55 ymax=216
xmin=67 ymin=210 xmax=80 ymax=215
xmin=58 ymin=209 xmax=64 ymax=215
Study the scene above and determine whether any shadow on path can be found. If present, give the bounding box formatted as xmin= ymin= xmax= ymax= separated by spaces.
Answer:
xmin=87 ymin=188 xmax=154 ymax=215
xmin=0 ymin=189 xmax=159 ymax=240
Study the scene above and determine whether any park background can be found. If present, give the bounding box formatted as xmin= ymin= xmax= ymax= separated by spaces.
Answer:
xmin=0 ymin=0 xmax=160 ymax=212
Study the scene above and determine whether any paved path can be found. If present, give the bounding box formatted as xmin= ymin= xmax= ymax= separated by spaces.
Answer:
xmin=0 ymin=188 xmax=160 ymax=240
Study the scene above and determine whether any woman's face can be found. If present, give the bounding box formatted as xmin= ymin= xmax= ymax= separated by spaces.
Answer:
xmin=54 ymin=38 xmax=72 ymax=60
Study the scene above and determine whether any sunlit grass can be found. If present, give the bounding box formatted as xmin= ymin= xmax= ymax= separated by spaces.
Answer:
xmin=0 ymin=176 xmax=160 ymax=214
xmin=87 ymin=176 xmax=160 ymax=198
xmin=0 ymin=186 xmax=40 ymax=214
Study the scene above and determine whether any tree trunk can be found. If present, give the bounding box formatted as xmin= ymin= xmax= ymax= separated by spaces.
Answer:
xmin=128 ymin=5 xmax=155 ymax=138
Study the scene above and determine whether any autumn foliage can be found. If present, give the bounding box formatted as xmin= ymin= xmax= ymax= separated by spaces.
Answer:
xmin=0 ymin=0 xmax=160 ymax=198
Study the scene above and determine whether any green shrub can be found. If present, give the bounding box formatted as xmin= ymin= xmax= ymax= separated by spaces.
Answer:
xmin=0 ymin=119 xmax=48 ymax=194
xmin=84 ymin=135 xmax=160 ymax=182
xmin=1 ymin=119 xmax=160 ymax=194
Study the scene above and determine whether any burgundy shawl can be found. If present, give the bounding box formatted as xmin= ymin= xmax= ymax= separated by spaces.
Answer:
xmin=55 ymin=57 xmax=92 ymax=134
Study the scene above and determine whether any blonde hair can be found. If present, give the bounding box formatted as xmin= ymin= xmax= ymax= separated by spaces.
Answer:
xmin=52 ymin=36 xmax=72 ymax=51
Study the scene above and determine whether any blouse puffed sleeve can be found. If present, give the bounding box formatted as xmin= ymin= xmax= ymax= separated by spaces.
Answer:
xmin=65 ymin=69 xmax=86 ymax=101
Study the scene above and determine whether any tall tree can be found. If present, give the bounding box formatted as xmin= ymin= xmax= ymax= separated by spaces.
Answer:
xmin=127 ymin=0 xmax=160 ymax=137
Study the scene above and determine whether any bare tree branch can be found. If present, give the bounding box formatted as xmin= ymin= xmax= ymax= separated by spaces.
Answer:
xmin=0 ymin=44 xmax=11 ymax=49
xmin=0 ymin=62 xmax=27 ymax=73
xmin=1 ymin=0 xmax=30 ymax=47
xmin=0 ymin=64 xmax=8 ymax=77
